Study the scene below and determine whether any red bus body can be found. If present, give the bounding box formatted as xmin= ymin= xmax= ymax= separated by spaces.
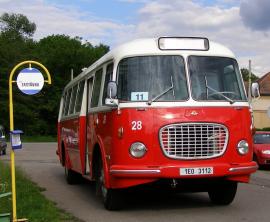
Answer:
xmin=59 ymin=107 xmax=256 ymax=187
xmin=57 ymin=37 xmax=257 ymax=209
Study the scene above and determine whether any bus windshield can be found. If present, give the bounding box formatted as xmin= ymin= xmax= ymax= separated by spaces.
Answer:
xmin=117 ymin=56 xmax=188 ymax=102
xmin=189 ymin=56 xmax=246 ymax=102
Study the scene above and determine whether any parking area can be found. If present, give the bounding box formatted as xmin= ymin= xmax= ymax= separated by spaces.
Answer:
xmin=1 ymin=143 xmax=270 ymax=222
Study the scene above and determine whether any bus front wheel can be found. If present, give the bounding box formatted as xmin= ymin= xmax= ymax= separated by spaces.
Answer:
xmin=96 ymin=157 xmax=123 ymax=210
xmin=208 ymin=181 xmax=238 ymax=205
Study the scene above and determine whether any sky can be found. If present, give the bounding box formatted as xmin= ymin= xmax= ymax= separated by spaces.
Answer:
xmin=0 ymin=0 xmax=269 ymax=76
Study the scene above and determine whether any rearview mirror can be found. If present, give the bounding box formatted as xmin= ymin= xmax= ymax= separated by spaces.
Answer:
xmin=107 ymin=81 xmax=117 ymax=99
xmin=251 ymin=82 xmax=260 ymax=98
xmin=105 ymin=81 xmax=118 ymax=107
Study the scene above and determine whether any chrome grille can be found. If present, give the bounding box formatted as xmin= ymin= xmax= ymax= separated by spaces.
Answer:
xmin=159 ymin=123 xmax=228 ymax=159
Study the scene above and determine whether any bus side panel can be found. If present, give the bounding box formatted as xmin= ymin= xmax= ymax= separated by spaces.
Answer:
xmin=87 ymin=112 xmax=97 ymax=178
xmin=109 ymin=108 xmax=158 ymax=188
xmin=60 ymin=117 xmax=82 ymax=173
xmin=87 ymin=111 xmax=112 ymax=181
xmin=57 ymin=122 xmax=62 ymax=163
xmin=96 ymin=110 xmax=120 ymax=186
xmin=78 ymin=116 xmax=87 ymax=174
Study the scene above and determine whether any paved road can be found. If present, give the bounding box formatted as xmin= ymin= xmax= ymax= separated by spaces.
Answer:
xmin=1 ymin=143 xmax=270 ymax=222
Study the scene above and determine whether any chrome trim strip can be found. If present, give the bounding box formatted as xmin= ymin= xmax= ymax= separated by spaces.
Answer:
xmin=60 ymin=113 xmax=80 ymax=121
xmin=118 ymin=102 xmax=249 ymax=108
xmin=229 ymin=166 xmax=258 ymax=172
xmin=110 ymin=169 xmax=161 ymax=174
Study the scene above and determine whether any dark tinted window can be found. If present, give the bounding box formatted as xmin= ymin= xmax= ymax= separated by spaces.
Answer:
xmin=64 ymin=89 xmax=72 ymax=116
xmin=103 ymin=63 xmax=113 ymax=104
xmin=189 ymin=56 xmax=246 ymax=101
xmin=62 ymin=93 xmax=67 ymax=116
xmin=117 ymin=56 xmax=188 ymax=102
xmin=75 ymin=81 xmax=85 ymax=113
xmin=254 ymin=134 xmax=270 ymax=144
xmin=69 ymin=84 xmax=78 ymax=115
xmin=91 ymin=69 xmax=103 ymax=107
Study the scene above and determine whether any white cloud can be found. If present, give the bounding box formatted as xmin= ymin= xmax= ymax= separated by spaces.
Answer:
xmin=115 ymin=0 xmax=270 ymax=76
xmin=0 ymin=0 xmax=131 ymax=45
xmin=0 ymin=0 xmax=269 ymax=76
xmin=240 ymin=0 xmax=270 ymax=31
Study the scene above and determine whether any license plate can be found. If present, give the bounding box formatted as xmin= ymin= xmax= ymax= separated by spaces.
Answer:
xmin=180 ymin=167 xmax=214 ymax=175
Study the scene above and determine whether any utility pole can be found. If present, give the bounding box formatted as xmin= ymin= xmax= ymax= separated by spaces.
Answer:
xmin=71 ymin=68 xmax=74 ymax=80
xmin=248 ymin=60 xmax=252 ymax=104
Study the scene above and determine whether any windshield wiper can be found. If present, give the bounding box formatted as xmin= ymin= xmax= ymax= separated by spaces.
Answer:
xmin=148 ymin=76 xmax=175 ymax=105
xmin=204 ymin=75 xmax=234 ymax=104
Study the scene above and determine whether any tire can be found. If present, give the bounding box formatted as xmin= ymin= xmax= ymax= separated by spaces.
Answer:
xmin=96 ymin=157 xmax=123 ymax=210
xmin=62 ymin=145 xmax=81 ymax=185
xmin=253 ymin=155 xmax=262 ymax=169
xmin=208 ymin=181 xmax=237 ymax=205
xmin=64 ymin=164 xmax=80 ymax=185
xmin=2 ymin=148 xmax=6 ymax=155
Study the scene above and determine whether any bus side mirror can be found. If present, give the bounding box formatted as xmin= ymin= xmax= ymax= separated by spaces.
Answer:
xmin=105 ymin=81 xmax=118 ymax=106
xmin=251 ymin=82 xmax=260 ymax=98
xmin=107 ymin=81 xmax=117 ymax=99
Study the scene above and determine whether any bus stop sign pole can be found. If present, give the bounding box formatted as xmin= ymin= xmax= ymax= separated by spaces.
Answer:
xmin=9 ymin=60 xmax=51 ymax=222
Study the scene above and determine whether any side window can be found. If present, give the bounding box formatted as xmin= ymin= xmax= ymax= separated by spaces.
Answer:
xmin=87 ymin=78 xmax=94 ymax=111
xmin=75 ymin=81 xmax=85 ymax=113
xmin=62 ymin=92 xmax=67 ymax=117
xmin=91 ymin=69 xmax=103 ymax=108
xmin=69 ymin=84 xmax=78 ymax=115
xmin=64 ymin=88 xmax=72 ymax=116
xmin=102 ymin=63 xmax=113 ymax=104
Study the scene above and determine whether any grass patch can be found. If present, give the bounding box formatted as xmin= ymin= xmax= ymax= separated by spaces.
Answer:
xmin=0 ymin=161 xmax=81 ymax=222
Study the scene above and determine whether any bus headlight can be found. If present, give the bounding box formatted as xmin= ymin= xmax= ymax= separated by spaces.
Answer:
xmin=237 ymin=140 xmax=249 ymax=155
xmin=130 ymin=142 xmax=147 ymax=158
xmin=262 ymin=150 xmax=270 ymax=155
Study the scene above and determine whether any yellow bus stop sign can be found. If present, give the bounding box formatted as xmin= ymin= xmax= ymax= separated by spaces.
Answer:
xmin=9 ymin=60 xmax=51 ymax=222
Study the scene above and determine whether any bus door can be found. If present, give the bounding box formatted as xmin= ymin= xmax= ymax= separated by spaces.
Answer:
xmin=85 ymin=77 xmax=94 ymax=174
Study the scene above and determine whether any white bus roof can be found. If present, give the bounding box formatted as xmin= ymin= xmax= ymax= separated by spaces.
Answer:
xmin=65 ymin=37 xmax=236 ymax=89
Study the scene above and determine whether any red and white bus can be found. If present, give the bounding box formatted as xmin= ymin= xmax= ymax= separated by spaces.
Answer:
xmin=57 ymin=37 xmax=259 ymax=210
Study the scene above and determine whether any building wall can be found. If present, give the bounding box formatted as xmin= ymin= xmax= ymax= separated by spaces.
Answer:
xmin=253 ymin=110 xmax=270 ymax=129
xmin=252 ymin=96 xmax=270 ymax=129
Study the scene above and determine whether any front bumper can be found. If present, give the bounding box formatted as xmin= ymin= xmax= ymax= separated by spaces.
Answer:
xmin=110 ymin=161 xmax=258 ymax=179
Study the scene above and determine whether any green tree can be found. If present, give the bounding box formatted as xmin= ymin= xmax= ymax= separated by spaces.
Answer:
xmin=0 ymin=13 xmax=37 ymax=135
xmin=33 ymin=35 xmax=109 ymax=135
xmin=241 ymin=68 xmax=259 ymax=82
xmin=0 ymin=13 xmax=36 ymax=39
xmin=0 ymin=13 xmax=109 ymax=137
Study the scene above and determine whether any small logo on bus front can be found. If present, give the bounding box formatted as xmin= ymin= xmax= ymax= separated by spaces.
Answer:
xmin=190 ymin=111 xmax=198 ymax=116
